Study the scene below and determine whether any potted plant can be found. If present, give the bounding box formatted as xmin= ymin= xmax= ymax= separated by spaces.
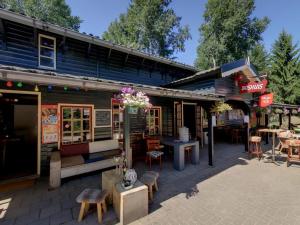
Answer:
xmin=117 ymin=87 xmax=152 ymax=114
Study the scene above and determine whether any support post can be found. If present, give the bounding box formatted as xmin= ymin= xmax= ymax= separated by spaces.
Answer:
xmin=265 ymin=114 xmax=269 ymax=144
xmin=288 ymin=113 xmax=291 ymax=130
xmin=208 ymin=113 xmax=214 ymax=166
xmin=279 ymin=114 xmax=282 ymax=127
xmin=124 ymin=108 xmax=132 ymax=168
xmin=244 ymin=115 xmax=249 ymax=152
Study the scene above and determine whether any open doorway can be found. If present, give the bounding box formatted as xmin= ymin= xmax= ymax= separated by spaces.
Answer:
xmin=0 ymin=90 xmax=40 ymax=181
xmin=183 ymin=103 xmax=196 ymax=139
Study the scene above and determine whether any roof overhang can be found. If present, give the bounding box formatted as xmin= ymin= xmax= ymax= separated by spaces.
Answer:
xmin=0 ymin=9 xmax=198 ymax=73
xmin=221 ymin=59 xmax=260 ymax=82
xmin=0 ymin=66 xmax=221 ymax=101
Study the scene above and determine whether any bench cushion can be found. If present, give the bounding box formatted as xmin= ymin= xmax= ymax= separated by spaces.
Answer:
xmin=61 ymin=143 xmax=89 ymax=157
xmin=89 ymin=140 xmax=119 ymax=153
xmin=61 ymin=155 xmax=85 ymax=168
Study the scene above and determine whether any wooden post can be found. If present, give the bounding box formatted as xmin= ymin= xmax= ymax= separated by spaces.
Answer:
xmin=288 ymin=113 xmax=291 ymax=130
xmin=244 ymin=115 xmax=249 ymax=152
xmin=265 ymin=114 xmax=269 ymax=144
xmin=124 ymin=108 xmax=132 ymax=168
xmin=208 ymin=113 xmax=214 ymax=166
xmin=279 ymin=114 xmax=282 ymax=127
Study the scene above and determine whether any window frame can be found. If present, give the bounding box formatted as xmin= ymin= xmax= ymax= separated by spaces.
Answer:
xmin=146 ymin=106 xmax=162 ymax=136
xmin=38 ymin=34 xmax=56 ymax=70
xmin=58 ymin=104 xmax=94 ymax=146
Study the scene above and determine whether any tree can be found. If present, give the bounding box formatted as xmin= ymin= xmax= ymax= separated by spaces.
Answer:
xmin=195 ymin=0 xmax=270 ymax=70
xmin=249 ymin=43 xmax=269 ymax=74
xmin=102 ymin=0 xmax=191 ymax=59
xmin=0 ymin=0 xmax=81 ymax=30
xmin=269 ymin=31 xmax=300 ymax=104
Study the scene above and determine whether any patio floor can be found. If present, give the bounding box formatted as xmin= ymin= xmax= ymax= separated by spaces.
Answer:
xmin=1 ymin=142 xmax=300 ymax=225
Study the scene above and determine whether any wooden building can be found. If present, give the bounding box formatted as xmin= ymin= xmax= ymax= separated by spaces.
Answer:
xmin=0 ymin=9 xmax=261 ymax=184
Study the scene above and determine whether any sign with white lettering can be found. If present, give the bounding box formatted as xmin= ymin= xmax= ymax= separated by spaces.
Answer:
xmin=239 ymin=79 xmax=268 ymax=94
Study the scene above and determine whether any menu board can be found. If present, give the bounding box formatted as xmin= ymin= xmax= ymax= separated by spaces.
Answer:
xmin=42 ymin=105 xmax=59 ymax=144
xmin=94 ymin=109 xmax=112 ymax=128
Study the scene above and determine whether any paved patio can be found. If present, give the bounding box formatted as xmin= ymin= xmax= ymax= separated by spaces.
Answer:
xmin=1 ymin=142 xmax=300 ymax=225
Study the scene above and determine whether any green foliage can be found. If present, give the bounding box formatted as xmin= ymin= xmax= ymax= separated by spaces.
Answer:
xmin=102 ymin=0 xmax=191 ymax=58
xmin=0 ymin=0 xmax=81 ymax=30
xmin=210 ymin=101 xmax=232 ymax=113
xmin=195 ymin=0 xmax=270 ymax=70
xmin=249 ymin=43 xmax=269 ymax=74
xmin=269 ymin=31 xmax=300 ymax=104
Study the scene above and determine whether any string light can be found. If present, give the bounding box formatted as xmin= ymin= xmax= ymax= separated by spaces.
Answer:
xmin=34 ymin=84 xmax=39 ymax=92
xmin=17 ymin=82 xmax=23 ymax=88
xmin=6 ymin=81 xmax=13 ymax=87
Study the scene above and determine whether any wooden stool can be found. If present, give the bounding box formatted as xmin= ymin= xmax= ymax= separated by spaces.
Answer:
xmin=140 ymin=175 xmax=156 ymax=202
xmin=76 ymin=188 xmax=108 ymax=223
xmin=144 ymin=171 xmax=159 ymax=191
xmin=287 ymin=140 xmax=300 ymax=167
xmin=249 ymin=136 xmax=263 ymax=160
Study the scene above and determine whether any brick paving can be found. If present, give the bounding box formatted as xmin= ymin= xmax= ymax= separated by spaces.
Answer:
xmin=1 ymin=143 xmax=300 ymax=225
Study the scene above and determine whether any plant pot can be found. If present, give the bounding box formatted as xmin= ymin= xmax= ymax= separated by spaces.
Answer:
xmin=128 ymin=106 xmax=138 ymax=114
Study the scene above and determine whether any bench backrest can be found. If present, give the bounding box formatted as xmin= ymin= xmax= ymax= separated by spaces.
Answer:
xmin=89 ymin=139 xmax=119 ymax=153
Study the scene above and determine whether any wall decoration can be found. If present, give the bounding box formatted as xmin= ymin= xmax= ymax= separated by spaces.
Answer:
xmin=94 ymin=109 xmax=112 ymax=128
xmin=42 ymin=105 xmax=59 ymax=144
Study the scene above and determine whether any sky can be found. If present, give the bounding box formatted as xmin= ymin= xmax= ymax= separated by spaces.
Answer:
xmin=66 ymin=0 xmax=300 ymax=66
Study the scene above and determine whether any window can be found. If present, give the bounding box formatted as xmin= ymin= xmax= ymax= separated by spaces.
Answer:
xmin=112 ymin=101 xmax=124 ymax=140
xmin=39 ymin=34 xmax=56 ymax=69
xmin=61 ymin=105 xmax=93 ymax=144
xmin=146 ymin=107 xmax=161 ymax=136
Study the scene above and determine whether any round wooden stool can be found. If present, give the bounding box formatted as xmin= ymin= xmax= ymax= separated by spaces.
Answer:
xmin=140 ymin=175 xmax=156 ymax=202
xmin=76 ymin=188 xmax=108 ymax=223
xmin=249 ymin=136 xmax=263 ymax=160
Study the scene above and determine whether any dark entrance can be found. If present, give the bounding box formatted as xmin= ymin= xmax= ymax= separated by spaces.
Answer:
xmin=183 ymin=104 xmax=196 ymax=139
xmin=0 ymin=92 xmax=38 ymax=180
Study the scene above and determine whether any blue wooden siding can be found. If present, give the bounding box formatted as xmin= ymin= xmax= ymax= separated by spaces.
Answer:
xmin=0 ymin=20 xmax=192 ymax=86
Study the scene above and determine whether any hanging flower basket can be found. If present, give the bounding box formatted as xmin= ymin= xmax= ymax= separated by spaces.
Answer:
xmin=116 ymin=87 xmax=152 ymax=114
xmin=128 ymin=106 xmax=139 ymax=114
xmin=210 ymin=101 xmax=232 ymax=114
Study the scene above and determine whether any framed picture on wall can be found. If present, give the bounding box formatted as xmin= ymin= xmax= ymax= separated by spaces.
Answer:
xmin=94 ymin=109 xmax=112 ymax=128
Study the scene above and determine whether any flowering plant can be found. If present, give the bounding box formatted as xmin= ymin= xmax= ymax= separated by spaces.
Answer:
xmin=117 ymin=87 xmax=152 ymax=110
xmin=210 ymin=101 xmax=232 ymax=114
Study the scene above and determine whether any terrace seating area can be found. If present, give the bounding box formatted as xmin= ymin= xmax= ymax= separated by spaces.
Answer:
xmin=1 ymin=142 xmax=300 ymax=225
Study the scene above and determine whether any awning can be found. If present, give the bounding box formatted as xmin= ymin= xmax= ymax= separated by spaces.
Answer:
xmin=0 ymin=65 xmax=221 ymax=101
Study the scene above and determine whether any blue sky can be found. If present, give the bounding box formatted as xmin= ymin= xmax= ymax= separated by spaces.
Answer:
xmin=66 ymin=0 xmax=300 ymax=66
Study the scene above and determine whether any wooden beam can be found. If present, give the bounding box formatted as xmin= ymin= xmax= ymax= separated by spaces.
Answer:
xmin=124 ymin=108 xmax=132 ymax=168
xmin=0 ymin=19 xmax=7 ymax=49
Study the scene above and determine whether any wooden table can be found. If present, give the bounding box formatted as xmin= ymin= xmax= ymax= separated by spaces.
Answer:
xmin=113 ymin=180 xmax=148 ymax=225
xmin=102 ymin=169 xmax=122 ymax=204
xmin=258 ymin=129 xmax=283 ymax=165
xmin=160 ymin=137 xmax=200 ymax=171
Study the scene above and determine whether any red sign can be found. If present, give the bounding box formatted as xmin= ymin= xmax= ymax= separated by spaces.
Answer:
xmin=259 ymin=93 xmax=273 ymax=108
xmin=239 ymin=79 xmax=268 ymax=93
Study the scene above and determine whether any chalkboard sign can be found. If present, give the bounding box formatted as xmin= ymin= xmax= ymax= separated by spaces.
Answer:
xmin=130 ymin=111 xmax=146 ymax=132
xmin=94 ymin=109 xmax=112 ymax=128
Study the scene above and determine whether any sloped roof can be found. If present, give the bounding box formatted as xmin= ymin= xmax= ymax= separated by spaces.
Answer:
xmin=165 ymin=58 xmax=260 ymax=87
xmin=0 ymin=8 xmax=198 ymax=73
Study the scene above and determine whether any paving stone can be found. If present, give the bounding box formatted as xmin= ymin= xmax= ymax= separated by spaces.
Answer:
xmin=14 ymin=210 xmax=40 ymax=225
xmin=49 ymin=209 xmax=72 ymax=225
xmin=30 ymin=217 xmax=50 ymax=225
xmin=40 ymin=204 xmax=61 ymax=219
